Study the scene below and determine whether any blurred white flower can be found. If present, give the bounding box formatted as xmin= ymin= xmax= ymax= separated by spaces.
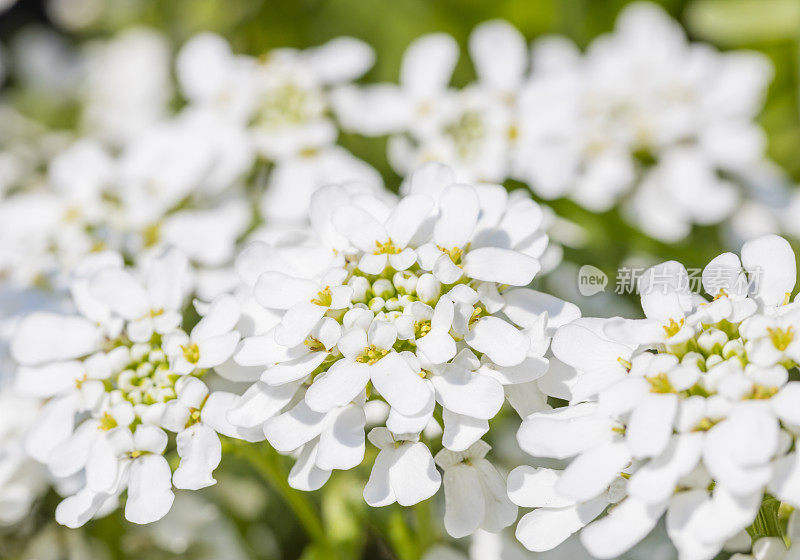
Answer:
xmin=516 ymin=2 xmax=773 ymax=241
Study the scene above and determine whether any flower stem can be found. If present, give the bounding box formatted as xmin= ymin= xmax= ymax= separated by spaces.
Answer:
xmin=414 ymin=498 xmax=435 ymax=557
xmin=223 ymin=438 xmax=329 ymax=549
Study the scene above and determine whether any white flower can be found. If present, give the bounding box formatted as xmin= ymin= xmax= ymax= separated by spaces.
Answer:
xmin=510 ymin=235 xmax=800 ymax=559
xmin=226 ymin=162 xmax=569 ymax=537
xmin=56 ymin=424 xmax=174 ymax=527
xmin=11 ymin=248 xmax=245 ymax=526
xmin=514 ymin=2 xmax=773 ymax=241
xmin=81 ymin=28 xmax=172 ymax=146
xmin=174 ymin=32 xmax=385 ymax=228
xmin=333 ymin=21 xmax=528 ymax=184
xmin=363 ymin=427 xmax=441 ymax=507
xmin=434 ymin=441 xmax=518 ymax=538
xmin=0 ymin=387 xmax=48 ymax=526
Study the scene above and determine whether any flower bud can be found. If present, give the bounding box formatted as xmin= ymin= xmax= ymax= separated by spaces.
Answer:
xmin=348 ymin=275 xmax=370 ymax=303
xmin=416 ymin=273 xmax=441 ymax=304
xmin=368 ymin=297 xmax=386 ymax=313
xmin=392 ymin=271 xmax=418 ymax=295
xmin=697 ymin=328 xmax=728 ymax=356
xmin=372 ymin=279 xmax=396 ymax=299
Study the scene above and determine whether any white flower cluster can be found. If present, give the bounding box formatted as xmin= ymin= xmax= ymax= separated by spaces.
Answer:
xmin=10 ymin=249 xmax=260 ymax=527
xmin=0 ymin=27 xmax=383 ymax=290
xmin=223 ymin=163 xmax=578 ymax=537
xmin=509 ymin=234 xmax=800 ymax=559
xmin=333 ymin=2 xmax=776 ymax=242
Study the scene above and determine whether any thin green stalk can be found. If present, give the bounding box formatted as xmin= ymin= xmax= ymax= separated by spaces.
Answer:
xmin=414 ymin=498 xmax=435 ymax=558
xmin=223 ymin=439 xmax=328 ymax=548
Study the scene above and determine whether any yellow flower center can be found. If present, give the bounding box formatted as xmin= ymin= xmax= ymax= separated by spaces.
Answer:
xmin=646 ymin=373 xmax=674 ymax=394
xmin=311 ymin=286 xmax=332 ymax=307
xmin=374 ymin=239 xmax=402 ymax=255
xmin=182 ymin=343 xmax=200 ymax=364
xmin=356 ymin=345 xmax=389 ymax=365
xmin=304 ymin=336 xmax=326 ymax=352
xmin=438 ymin=245 xmax=465 ymax=265
xmin=98 ymin=412 xmax=118 ymax=431
xmin=662 ymin=318 xmax=684 ymax=337
xmin=767 ymin=326 xmax=794 ymax=351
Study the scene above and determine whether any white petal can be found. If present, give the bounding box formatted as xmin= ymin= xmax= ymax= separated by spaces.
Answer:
xmin=15 ymin=361 xmax=84 ymax=397
xmin=370 ymin=352 xmax=429 ymax=416
xmin=515 ymin=499 xmax=606 ymax=552
xmin=11 ymin=313 xmax=100 ymax=365
xmin=517 ymin=404 xmax=615 ymax=460
xmin=305 ymin=359 xmax=371 ymax=412
xmin=466 ymin=317 xmax=529 ymax=367
xmin=254 ymin=272 xmax=318 ymax=310
xmin=628 ymin=433 xmax=704 ymax=504
xmin=386 ymin=194 xmax=434 ymax=247
xmin=474 ymin=459 xmax=518 ymax=532
xmin=275 ymin=302 xmax=328 ymax=348
xmin=227 ymin=381 xmax=298 ymax=428
xmin=25 ymin=394 xmax=78 ymax=463
xmin=507 ymin=466 xmax=575 ymax=508
xmin=441 ymin=409 xmax=489 ymax=452
xmin=556 ymin=442 xmax=631 ymax=502
xmin=434 ymin=184 xmax=479 ymax=249
xmin=263 ymin=400 xmax=327 ymax=453
xmin=469 ymin=19 xmax=527 ymax=90
xmin=316 ymin=405 xmax=366 ymax=471
xmin=626 ymin=392 xmax=678 ymax=459
xmin=55 ymin=488 xmax=110 ymax=529
xmin=417 ymin=329 xmax=457 ymax=365
xmin=389 ymin=442 xmax=441 ymax=506
xmin=172 ymin=424 xmax=221 ymax=490
xmin=201 ymin=391 xmax=265 ymax=442
xmin=125 ymin=455 xmax=175 ymax=524
xmin=263 ymin=352 xmax=327 ymax=385
xmin=90 ymin=268 xmax=149 ymax=320
xmin=432 ymin=368 xmax=503 ymax=420
xmin=442 ymin=464 xmax=485 ymax=538
xmin=195 ymin=331 xmax=240 ymax=369
xmin=463 ymin=248 xmax=540 ymax=286
xmin=288 ymin=442 xmax=331 ymax=491
xmin=742 ymin=234 xmax=796 ymax=307
xmin=364 ymin=448 xmax=397 ymax=507
xmin=580 ymin=497 xmax=666 ymax=559
xmin=332 ymin=204 xmax=388 ymax=252
xmin=191 ymin=293 xmax=240 ymax=340
xmin=502 ymin=289 xmax=581 ymax=330
xmin=307 ymin=36 xmax=373 ymax=83
xmin=400 ymin=33 xmax=458 ymax=97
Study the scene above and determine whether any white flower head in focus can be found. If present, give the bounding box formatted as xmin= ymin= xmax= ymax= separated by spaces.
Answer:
xmin=510 ymin=234 xmax=800 ymax=559
xmin=10 ymin=248 xmax=253 ymax=527
xmin=227 ymin=162 xmax=578 ymax=537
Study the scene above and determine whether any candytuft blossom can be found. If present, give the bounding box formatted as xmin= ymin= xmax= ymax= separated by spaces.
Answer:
xmin=226 ymin=162 xmax=576 ymax=536
xmin=10 ymin=248 xmax=253 ymax=527
xmin=509 ymin=234 xmax=800 ymax=559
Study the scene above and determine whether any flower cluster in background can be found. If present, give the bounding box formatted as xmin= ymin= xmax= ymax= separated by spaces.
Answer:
xmin=2 ymin=0 xmax=800 ymax=559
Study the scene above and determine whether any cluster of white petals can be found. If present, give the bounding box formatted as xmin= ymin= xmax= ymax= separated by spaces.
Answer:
xmin=10 ymin=248 xmax=258 ymax=527
xmin=0 ymin=27 xmax=384 ymax=291
xmin=334 ymin=2 xmax=778 ymax=243
xmin=509 ymin=234 xmax=800 ymax=559
xmin=222 ymin=162 xmax=578 ymax=537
